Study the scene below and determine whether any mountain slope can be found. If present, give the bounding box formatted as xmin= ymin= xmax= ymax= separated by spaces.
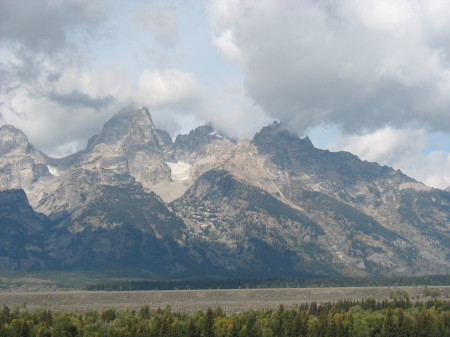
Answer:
xmin=172 ymin=170 xmax=337 ymax=277
xmin=0 ymin=108 xmax=449 ymax=276
xmin=43 ymin=183 xmax=191 ymax=273
xmin=0 ymin=189 xmax=49 ymax=270
xmin=0 ymin=185 xmax=219 ymax=277
xmin=249 ymin=122 xmax=450 ymax=274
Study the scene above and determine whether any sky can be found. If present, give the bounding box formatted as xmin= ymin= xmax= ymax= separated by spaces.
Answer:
xmin=1 ymin=0 xmax=450 ymax=189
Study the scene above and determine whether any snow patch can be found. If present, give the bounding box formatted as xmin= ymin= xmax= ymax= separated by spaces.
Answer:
xmin=47 ymin=166 xmax=59 ymax=176
xmin=209 ymin=131 xmax=222 ymax=138
xmin=166 ymin=161 xmax=191 ymax=181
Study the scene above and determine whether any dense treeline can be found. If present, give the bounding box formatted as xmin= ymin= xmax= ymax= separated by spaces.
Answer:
xmin=2 ymin=299 xmax=450 ymax=336
xmin=86 ymin=274 xmax=450 ymax=291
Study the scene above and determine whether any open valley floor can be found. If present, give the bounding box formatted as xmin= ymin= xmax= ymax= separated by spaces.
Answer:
xmin=1 ymin=286 xmax=450 ymax=314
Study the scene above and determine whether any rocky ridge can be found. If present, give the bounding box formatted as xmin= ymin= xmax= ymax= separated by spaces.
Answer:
xmin=0 ymin=108 xmax=449 ymax=277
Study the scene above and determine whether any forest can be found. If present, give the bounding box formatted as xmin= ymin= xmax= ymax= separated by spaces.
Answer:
xmin=2 ymin=298 xmax=450 ymax=337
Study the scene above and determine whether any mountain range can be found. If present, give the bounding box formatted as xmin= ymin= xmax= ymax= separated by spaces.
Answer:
xmin=1 ymin=107 xmax=449 ymax=278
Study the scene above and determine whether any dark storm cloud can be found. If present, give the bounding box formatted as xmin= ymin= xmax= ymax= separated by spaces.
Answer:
xmin=48 ymin=90 xmax=115 ymax=110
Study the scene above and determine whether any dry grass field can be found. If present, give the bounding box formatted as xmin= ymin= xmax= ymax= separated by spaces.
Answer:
xmin=1 ymin=286 xmax=450 ymax=314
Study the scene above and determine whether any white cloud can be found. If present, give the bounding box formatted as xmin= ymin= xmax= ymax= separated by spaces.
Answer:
xmin=333 ymin=127 xmax=427 ymax=165
xmin=212 ymin=29 xmax=242 ymax=64
xmin=137 ymin=69 xmax=198 ymax=107
xmin=1 ymin=0 xmax=450 ymax=191
xmin=198 ymin=81 xmax=272 ymax=140
xmin=207 ymin=0 xmax=450 ymax=189
xmin=0 ymin=35 xmax=203 ymax=155
xmin=0 ymin=0 xmax=204 ymax=156
xmin=347 ymin=0 xmax=418 ymax=36
xmin=208 ymin=0 xmax=450 ymax=134
xmin=133 ymin=8 xmax=178 ymax=47
xmin=0 ymin=0 xmax=106 ymax=53
xmin=419 ymin=151 xmax=450 ymax=188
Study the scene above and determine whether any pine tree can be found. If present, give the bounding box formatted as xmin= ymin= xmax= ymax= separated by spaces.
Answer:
xmin=292 ymin=312 xmax=307 ymax=337
xmin=203 ymin=308 xmax=215 ymax=337
xmin=381 ymin=309 xmax=397 ymax=337
xmin=187 ymin=318 xmax=198 ymax=337
xmin=139 ymin=305 xmax=151 ymax=320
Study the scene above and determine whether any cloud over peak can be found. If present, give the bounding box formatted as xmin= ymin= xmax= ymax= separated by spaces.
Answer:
xmin=209 ymin=0 xmax=450 ymax=134
xmin=1 ymin=0 xmax=450 ymax=188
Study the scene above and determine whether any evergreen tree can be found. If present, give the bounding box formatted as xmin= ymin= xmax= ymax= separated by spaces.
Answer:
xmin=160 ymin=313 xmax=171 ymax=337
xmin=187 ymin=318 xmax=198 ymax=337
xmin=382 ymin=309 xmax=397 ymax=337
xmin=316 ymin=311 xmax=328 ymax=337
xmin=10 ymin=318 xmax=31 ymax=337
xmin=273 ymin=305 xmax=284 ymax=337
xmin=139 ymin=305 xmax=151 ymax=319
xmin=309 ymin=302 xmax=318 ymax=316
xmin=203 ymin=308 xmax=215 ymax=337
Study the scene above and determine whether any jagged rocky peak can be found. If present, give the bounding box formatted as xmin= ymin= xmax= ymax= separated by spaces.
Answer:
xmin=252 ymin=121 xmax=314 ymax=155
xmin=82 ymin=107 xmax=172 ymax=186
xmin=0 ymin=125 xmax=33 ymax=156
xmin=87 ymin=106 xmax=159 ymax=152
xmin=251 ymin=121 xmax=409 ymax=194
xmin=2 ymin=107 xmax=450 ymax=276
xmin=155 ymin=129 xmax=174 ymax=161
xmin=174 ymin=124 xmax=230 ymax=155
xmin=0 ymin=125 xmax=51 ymax=193
xmin=446 ymin=186 xmax=450 ymax=192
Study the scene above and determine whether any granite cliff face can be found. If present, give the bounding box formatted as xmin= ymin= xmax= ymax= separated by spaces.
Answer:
xmin=0 ymin=126 xmax=53 ymax=204
xmin=1 ymin=108 xmax=449 ymax=277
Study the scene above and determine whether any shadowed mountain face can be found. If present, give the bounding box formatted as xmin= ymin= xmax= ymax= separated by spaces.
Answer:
xmin=171 ymin=170 xmax=336 ymax=277
xmin=0 ymin=108 xmax=449 ymax=277
xmin=0 ymin=189 xmax=49 ymax=270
